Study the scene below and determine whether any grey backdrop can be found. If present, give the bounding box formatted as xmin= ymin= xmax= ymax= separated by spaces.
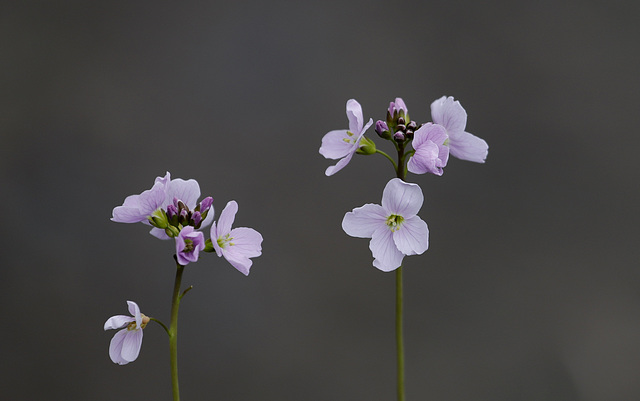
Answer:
xmin=2 ymin=1 xmax=639 ymax=400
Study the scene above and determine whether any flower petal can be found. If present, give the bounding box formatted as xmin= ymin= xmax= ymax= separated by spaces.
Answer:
xmin=342 ymin=203 xmax=387 ymax=238
xmin=370 ymin=226 xmax=404 ymax=272
xmin=393 ymin=216 xmax=429 ymax=256
xmin=217 ymin=201 xmax=238 ymax=237
xmin=111 ymin=183 xmax=165 ymax=223
xmin=319 ymin=130 xmax=353 ymax=160
xmin=431 ymin=96 xmax=467 ymax=135
xmin=126 ymin=300 xmax=141 ymax=328
xmin=109 ymin=329 xmax=129 ymax=365
xmin=165 ymin=178 xmax=201 ymax=209
xmin=407 ymin=140 xmax=440 ymax=175
xmin=120 ymin=329 xmax=143 ymax=363
xmin=346 ymin=99 xmax=364 ymax=134
xmin=104 ymin=315 xmax=134 ymax=331
xmin=220 ymin=227 xmax=263 ymax=275
xmin=324 ymin=151 xmax=355 ymax=176
xmin=381 ymin=178 xmax=424 ymax=218
xmin=448 ymin=131 xmax=489 ymax=163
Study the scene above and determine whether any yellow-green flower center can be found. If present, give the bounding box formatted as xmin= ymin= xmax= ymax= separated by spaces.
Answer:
xmin=342 ymin=131 xmax=357 ymax=145
xmin=217 ymin=234 xmax=235 ymax=249
xmin=386 ymin=214 xmax=404 ymax=232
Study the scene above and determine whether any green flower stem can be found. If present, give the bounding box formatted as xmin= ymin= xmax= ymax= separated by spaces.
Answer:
xmin=169 ymin=262 xmax=185 ymax=401
xmin=376 ymin=149 xmax=398 ymax=171
xmin=150 ymin=317 xmax=170 ymax=336
xmin=396 ymin=266 xmax=405 ymax=401
xmin=396 ymin=143 xmax=407 ymax=401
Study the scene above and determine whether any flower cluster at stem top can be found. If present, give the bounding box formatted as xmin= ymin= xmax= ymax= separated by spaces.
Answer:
xmin=111 ymin=172 xmax=262 ymax=274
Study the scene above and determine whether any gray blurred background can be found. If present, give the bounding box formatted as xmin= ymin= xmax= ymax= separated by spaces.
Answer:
xmin=2 ymin=1 xmax=639 ymax=400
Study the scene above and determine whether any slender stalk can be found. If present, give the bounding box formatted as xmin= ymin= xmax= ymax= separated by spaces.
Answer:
xmin=376 ymin=149 xmax=398 ymax=171
xmin=396 ymin=266 xmax=405 ymax=401
xmin=169 ymin=262 xmax=185 ymax=401
xmin=396 ymin=144 xmax=406 ymax=401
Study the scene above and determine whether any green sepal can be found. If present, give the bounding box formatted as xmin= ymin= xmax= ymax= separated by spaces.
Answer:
xmin=149 ymin=209 xmax=169 ymax=229
xmin=165 ymin=225 xmax=180 ymax=238
xmin=203 ymin=238 xmax=216 ymax=253
xmin=356 ymin=136 xmax=377 ymax=155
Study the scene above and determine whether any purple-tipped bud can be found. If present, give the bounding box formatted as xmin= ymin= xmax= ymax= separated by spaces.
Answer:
xmin=388 ymin=98 xmax=407 ymax=116
xmin=191 ymin=211 xmax=202 ymax=227
xmin=393 ymin=132 xmax=405 ymax=142
xmin=397 ymin=124 xmax=406 ymax=132
xmin=376 ymin=120 xmax=389 ymax=137
xmin=199 ymin=197 xmax=213 ymax=213
xmin=397 ymin=117 xmax=405 ymax=126
xmin=407 ymin=121 xmax=417 ymax=130
xmin=167 ymin=204 xmax=178 ymax=219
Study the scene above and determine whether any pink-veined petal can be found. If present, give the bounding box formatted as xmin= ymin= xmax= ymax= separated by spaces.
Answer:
xmin=199 ymin=205 xmax=215 ymax=229
xmin=120 ymin=329 xmax=143 ymax=363
xmin=111 ymin=183 xmax=165 ymax=223
xmin=431 ymin=96 xmax=467 ymax=135
xmin=346 ymin=99 xmax=364 ymax=134
xmin=381 ymin=178 xmax=424 ymax=218
xmin=370 ymin=226 xmax=404 ymax=272
xmin=448 ymin=131 xmax=489 ymax=163
xmin=342 ymin=203 xmax=387 ymax=238
xmin=109 ymin=329 xmax=129 ymax=365
xmin=104 ymin=315 xmax=134 ymax=331
xmin=393 ymin=216 xmax=429 ymax=256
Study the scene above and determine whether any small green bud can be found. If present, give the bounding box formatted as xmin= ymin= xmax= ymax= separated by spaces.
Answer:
xmin=149 ymin=209 xmax=169 ymax=229
xmin=165 ymin=225 xmax=180 ymax=238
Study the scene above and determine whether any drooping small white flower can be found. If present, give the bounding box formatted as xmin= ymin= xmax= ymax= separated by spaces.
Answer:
xmin=104 ymin=301 xmax=149 ymax=365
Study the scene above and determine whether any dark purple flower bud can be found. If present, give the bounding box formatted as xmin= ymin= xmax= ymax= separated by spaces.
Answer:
xmin=177 ymin=200 xmax=187 ymax=212
xmin=397 ymin=117 xmax=405 ymax=126
xmin=397 ymin=124 xmax=406 ymax=132
xmin=405 ymin=130 xmax=414 ymax=140
xmin=407 ymin=121 xmax=417 ymax=130
xmin=393 ymin=132 xmax=405 ymax=142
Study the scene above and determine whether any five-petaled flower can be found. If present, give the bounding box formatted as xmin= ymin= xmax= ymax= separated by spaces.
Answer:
xmin=104 ymin=301 xmax=149 ymax=365
xmin=319 ymin=99 xmax=374 ymax=176
xmin=431 ymin=96 xmax=488 ymax=163
xmin=407 ymin=123 xmax=450 ymax=176
xmin=342 ymin=178 xmax=429 ymax=272
xmin=211 ymin=201 xmax=263 ymax=276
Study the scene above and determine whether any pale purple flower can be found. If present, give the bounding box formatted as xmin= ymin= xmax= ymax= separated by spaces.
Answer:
xmin=431 ymin=96 xmax=488 ymax=163
xmin=211 ymin=201 xmax=263 ymax=276
xmin=319 ymin=99 xmax=374 ymax=176
xmin=148 ymin=172 xmax=215 ymax=239
xmin=175 ymin=226 xmax=206 ymax=266
xmin=104 ymin=301 xmax=149 ymax=365
xmin=111 ymin=180 xmax=166 ymax=224
xmin=407 ymin=123 xmax=450 ymax=176
xmin=111 ymin=172 xmax=214 ymax=239
xmin=342 ymin=178 xmax=429 ymax=272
